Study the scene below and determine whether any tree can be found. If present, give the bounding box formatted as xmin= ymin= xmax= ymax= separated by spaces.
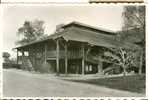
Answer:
xmin=16 ymin=19 xmax=45 ymax=45
xmin=3 ymin=52 xmax=11 ymax=63
xmin=122 ymin=6 xmax=145 ymax=30
xmin=99 ymin=6 xmax=144 ymax=76
xmin=122 ymin=6 xmax=145 ymax=74
xmin=104 ymin=47 xmax=136 ymax=76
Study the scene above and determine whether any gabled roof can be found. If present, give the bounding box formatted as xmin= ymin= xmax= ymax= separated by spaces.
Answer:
xmin=15 ymin=21 xmax=140 ymax=50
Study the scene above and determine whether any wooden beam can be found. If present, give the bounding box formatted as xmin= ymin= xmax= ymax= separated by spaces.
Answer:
xmin=56 ymin=39 xmax=60 ymax=75
xmin=65 ymin=42 xmax=68 ymax=74
xmin=82 ymin=44 xmax=85 ymax=75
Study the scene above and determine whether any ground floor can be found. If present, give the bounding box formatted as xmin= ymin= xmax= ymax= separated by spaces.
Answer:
xmin=18 ymin=55 xmax=123 ymax=75
xmin=46 ymin=58 xmax=99 ymax=74
xmin=16 ymin=40 xmax=110 ymax=75
xmin=3 ymin=69 xmax=144 ymax=97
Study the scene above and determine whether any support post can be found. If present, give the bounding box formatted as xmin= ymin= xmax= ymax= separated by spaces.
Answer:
xmin=82 ymin=44 xmax=85 ymax=75
xmin=44 ymin=43 xmax=47 ymax=64
xmin=98 ymin=58 xmax=103 ymax=74
xmin=65 ymin=42 xmax=68 ymax=75
xmin=17 ymin=49 xmax=18 ymax=64
xmin=22 ymin=50 xmax=24 ymax=63
xmin=139 ymin=50 xmax=143 ymax=74
xmin=56 ymin=39 xmax=60 ymax=75
xmin=21 ymin=50 xmax=25 ymax=69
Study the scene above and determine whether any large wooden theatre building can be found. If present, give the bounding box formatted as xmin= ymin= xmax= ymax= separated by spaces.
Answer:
xmin=15 ymin=21 xmax=138 ymax=75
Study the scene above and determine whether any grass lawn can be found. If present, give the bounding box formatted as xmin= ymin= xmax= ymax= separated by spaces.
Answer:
xmin=69 ymin=74 xmax=145 ymax=94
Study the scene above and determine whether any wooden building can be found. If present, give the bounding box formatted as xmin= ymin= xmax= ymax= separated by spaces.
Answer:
xmin=14 ymin=21 xmax=139 ymax=75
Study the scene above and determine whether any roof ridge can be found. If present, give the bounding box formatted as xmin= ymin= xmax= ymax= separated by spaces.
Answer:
xmin=64 ymin=21 xmax=116 ymax=35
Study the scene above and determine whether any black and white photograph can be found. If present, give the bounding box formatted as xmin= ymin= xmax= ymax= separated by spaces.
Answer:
xmin=2 ymin=4 xmax=146 ymax=97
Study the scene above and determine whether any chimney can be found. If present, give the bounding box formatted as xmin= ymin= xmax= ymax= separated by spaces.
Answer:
xmin=55 ymin=24 xmax=65 ymax=33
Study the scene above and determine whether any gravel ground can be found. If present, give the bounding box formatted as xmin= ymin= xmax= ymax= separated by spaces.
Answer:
xmin=3 ymin=69 xmax=144 ymax=97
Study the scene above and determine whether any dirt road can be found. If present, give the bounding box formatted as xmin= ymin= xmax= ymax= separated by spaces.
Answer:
xmin=3 ymin=69 xmax=144 ymax=97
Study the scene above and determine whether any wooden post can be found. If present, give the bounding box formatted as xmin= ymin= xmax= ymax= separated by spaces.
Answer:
xmin=139 ymin=50 xmax=143 ymax=74
xmin=82 ymin=44 xmax=85 ymax=75
xmin=17 ymin=49 xmax=18 ymax=64
xmin=98 ymin=58 xmax=103 ymax=74
xmin=22 ymin=50 xmax=24 ymax=63
xmin=21 ymin=50 xmax=25 ymax=69
xmin=44 ymin=43 xmax=47 ymax=64
xmin=56 ymin=39 xmax=60 ymax=75
xmin=65 ymin=42 xmax=68 ymax=75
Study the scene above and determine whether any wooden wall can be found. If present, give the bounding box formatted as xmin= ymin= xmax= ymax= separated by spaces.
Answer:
xmin=17 ymin=39 xmax=104 ymax=74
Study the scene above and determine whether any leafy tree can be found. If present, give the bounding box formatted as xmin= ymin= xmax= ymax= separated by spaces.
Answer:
xmin=3 ymin=52 xmax=11 ymax=63
xmin=122 ymin=6 xmax=145 ymax=30
xmin=92 ymin=6 xmax=144 ymax=76
xmin=104 ymin=48 xmax=137 ymax=76
xmin=121 ymin=6 xmax=145 ymax=74
xmin=16 ymin=19 xmax=45 ymax=45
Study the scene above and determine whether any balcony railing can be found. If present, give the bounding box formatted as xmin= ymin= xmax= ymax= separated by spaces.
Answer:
xmin=46 ymin=50 xmax=82 ymax=59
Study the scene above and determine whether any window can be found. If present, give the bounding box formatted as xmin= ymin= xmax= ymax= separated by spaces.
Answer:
xmin=24 ymin=51 xmax=29 ymax=56
xmin=89 ymin=65 xmax=92 ymax=71
xmin=86 ymin=65 xmax=89 ymax=72
xmin=18 ymin=51 xmax=22 ymax=56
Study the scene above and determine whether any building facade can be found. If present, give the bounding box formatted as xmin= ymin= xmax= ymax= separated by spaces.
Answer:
xmin=15 ymin=21 xmax=139 ymax=75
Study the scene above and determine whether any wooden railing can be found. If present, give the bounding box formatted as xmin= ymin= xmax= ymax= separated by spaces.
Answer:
xmin=46 ymin=50 xmax=82 ymax=59
xmin=18 ymin=50 xmax=83 ymax=60
xmin=68 ymin=50 xmax=82 ymax=59
xmin=46 ymin=51 xmax=57 ymax=58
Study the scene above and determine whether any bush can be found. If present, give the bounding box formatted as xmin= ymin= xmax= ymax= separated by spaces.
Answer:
xmin=3 ymin=63 xmax=21 ymax=69
xmin=21 ymin=59 xmax=34 ymax=71
xmin=38 ymin=62 xmax=54 ymax=73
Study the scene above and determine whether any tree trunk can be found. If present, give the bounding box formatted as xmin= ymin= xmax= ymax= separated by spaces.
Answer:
xmin=120 ymin=48 xmax=126 ymax=76
xmin=122 ymin=64 xmax=126 ymax=76
xmin=123 ymin=67 xmax=126 ymax=76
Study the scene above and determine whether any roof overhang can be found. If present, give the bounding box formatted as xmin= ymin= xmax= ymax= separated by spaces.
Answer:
xmin=14 ymin=21 xmax=140 ymax=51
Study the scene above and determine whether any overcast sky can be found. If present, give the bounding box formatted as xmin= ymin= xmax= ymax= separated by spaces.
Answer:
xmin=2 ymin=4 xmax=124 ymax=58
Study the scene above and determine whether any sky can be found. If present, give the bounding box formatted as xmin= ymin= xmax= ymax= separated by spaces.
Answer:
xmin=2 ymin=4 xmax=124 ymax=58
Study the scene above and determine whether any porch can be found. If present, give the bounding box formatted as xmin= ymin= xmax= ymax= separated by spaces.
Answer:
xmin=16 ymin=39 xmax=104 ymax=75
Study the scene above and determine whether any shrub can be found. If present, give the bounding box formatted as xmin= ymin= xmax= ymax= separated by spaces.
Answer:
xmin=38 ymin=62 xmax=54 ymax=73
xmin=21 ymin=59 xmax=34 ymax=71
xmin=3 ymin=63 xmax=21 ymax=69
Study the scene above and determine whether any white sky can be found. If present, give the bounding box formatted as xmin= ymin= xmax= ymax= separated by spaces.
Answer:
xmin=2 ymin=4 xmax=124 ymax=58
